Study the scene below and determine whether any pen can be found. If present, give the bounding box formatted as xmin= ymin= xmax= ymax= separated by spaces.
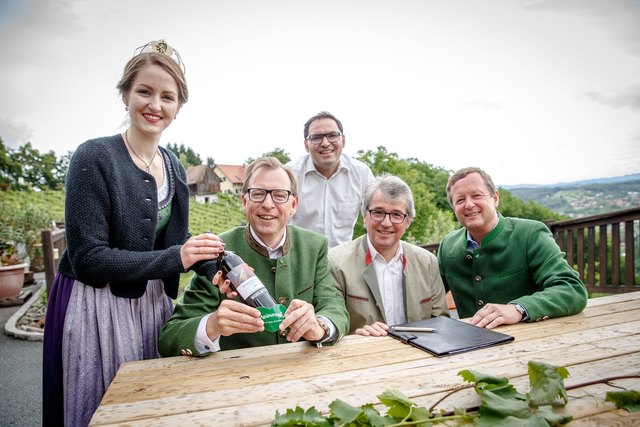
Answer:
xmin=391 ymin=326 xmax=438 ymax=332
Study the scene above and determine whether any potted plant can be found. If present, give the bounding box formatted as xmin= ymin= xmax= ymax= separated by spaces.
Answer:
xmin=0 ymin=201 xmax=53 ymax=299
xmin=0 ymin=227 xmax=28 ymax=300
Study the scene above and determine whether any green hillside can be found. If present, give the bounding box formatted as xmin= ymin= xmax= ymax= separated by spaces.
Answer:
xmin=0 ymin=190 xmax=245 ymax=234
xmin=507 ymin=179 xmax=640 ymax=218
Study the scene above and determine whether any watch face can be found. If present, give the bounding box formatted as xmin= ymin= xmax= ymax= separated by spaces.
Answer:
xmin=317 ymin=317 xmax=329 ymax=338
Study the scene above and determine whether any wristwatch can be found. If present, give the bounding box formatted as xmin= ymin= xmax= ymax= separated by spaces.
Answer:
xmin=314 ymin=316 xmax=330 ymax=348
xmin=511 ymin=303 xmax=527 ymax=321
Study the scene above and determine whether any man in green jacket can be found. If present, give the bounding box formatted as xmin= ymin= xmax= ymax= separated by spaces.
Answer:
xmin=158 ymin=157 xmax=349 ymax=355
xmin=438 ymin=167 xmax=587 ymax=329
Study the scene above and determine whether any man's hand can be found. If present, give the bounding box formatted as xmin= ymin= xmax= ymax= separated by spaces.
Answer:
xmin=212 ymin=270 xmax=239 ymax=299
xmin=470 ymin=303 xmax=522 ymax=329
xmin=355 ymin=322 xmax=389 ymax=337
xmin=205 ymin=300 xmax=264 ymax=340
xmin=280 ymin=299 xmax=325 ymax=343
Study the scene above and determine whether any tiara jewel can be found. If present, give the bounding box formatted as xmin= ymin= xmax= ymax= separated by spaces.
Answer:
xmin=133 ymin=39 xmax=186 ymax=74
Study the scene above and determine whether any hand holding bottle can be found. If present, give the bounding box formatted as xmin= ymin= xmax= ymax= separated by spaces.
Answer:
xmin=216 ymin=251 xmax=278 ymax=308
xmin=280 ymin=299 xmax=326 ymax=343
xmin=179 ymin=233 xmax=225 ymax=270
xmin=205 ymin=299 xmax=264 ymax=340
xmin=216 ymin=251 xmax=285 ymax=332
xmin=212 ymin=270 xmax=238 ymax=299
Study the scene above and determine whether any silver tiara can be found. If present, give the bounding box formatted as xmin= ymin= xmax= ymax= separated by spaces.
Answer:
xmin=133 ymin=39 xmax=185 ymax=74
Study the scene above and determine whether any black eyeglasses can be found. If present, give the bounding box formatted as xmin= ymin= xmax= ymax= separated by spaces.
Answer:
xmin=305 ymin=132 xmax=342 ymax=145
xmin=367 ymin=209 xmax=408 ymax=224
xmin=246 ymin=188 xmax=293 ymax=204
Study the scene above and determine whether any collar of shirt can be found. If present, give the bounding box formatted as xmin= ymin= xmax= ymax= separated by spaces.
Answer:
xmin=249 ymin=225 xmax=286 ymax=260
xmin=466 ymin=213 xmax=500 ymax=251
xmin=364 ymin=235 xmax=406 ymax=268
xmin=466 ymin=231 xmax=480 ymax=252
xmin=302 ymin=154 xmax=349 ymax=178
xmin=366 ymin=234 xmax=404 ymax=266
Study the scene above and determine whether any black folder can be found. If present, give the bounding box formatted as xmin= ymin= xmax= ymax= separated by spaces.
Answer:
xmin=387 ymin=316 xmax=514 ymax=357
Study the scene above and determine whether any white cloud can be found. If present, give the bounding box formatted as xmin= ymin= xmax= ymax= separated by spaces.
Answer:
xmin=1 ymin=0 xmax=639 ymax=186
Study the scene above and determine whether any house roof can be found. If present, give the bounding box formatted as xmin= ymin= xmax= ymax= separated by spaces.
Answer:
xmin=215 ymin=164 xmax=245 ymax=185
xmin=186 ymin=165 xmax=211 ymax=185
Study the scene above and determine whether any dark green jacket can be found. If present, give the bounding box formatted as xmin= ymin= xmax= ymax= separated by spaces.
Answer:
xmin=158 ymin=225 xmax=349 ymax=355
xmin=437 ymin=214 xmax=587 ymax=320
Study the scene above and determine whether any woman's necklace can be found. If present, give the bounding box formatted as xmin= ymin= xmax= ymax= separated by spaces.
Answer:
xmin=123 ymin=131 xmax=158 ymax=173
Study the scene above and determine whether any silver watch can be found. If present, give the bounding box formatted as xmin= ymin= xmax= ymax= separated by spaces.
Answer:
xmin=314 ymin=316 xmax=330 ymax=348
xmin=512 ymin=303 xmax=526 ymax=321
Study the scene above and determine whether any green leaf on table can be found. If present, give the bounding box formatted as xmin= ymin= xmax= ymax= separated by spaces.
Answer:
xmin=461 ymin=363 xmax=572 ymax=426
xmin=606 ymin=390 xmax=640 ymax=412
xmin=476 ymin=406 xmax=572 ymax=427
xmin=527 ymin=361 xmax=569 ymax=406
xmin=329 ymin=399 xmax=362 ymax=423
xmin=476 ymin=381 xmax=529 ymax=419
xmin=459 ymin=370 xmax=509 ymax=387
xmin=377 ymin=389 xmax=431 ymax=424
xmin=330 ymin=400 xmax=394 ymax=427
xmin=272 ymin=405 xmax=332 ymax=427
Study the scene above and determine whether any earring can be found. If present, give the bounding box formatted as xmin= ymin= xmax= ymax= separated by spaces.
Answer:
xmin=125 ymin=106 xmax=129 ymax=111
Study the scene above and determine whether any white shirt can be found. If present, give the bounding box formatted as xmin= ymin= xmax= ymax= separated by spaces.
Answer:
xmin=366 ymin=235 xmax=406 ymax=326
xmin=287 ymin=154 xmax=374 ymax=248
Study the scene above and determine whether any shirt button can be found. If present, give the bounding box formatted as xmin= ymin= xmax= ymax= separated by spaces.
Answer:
xmin=204 ymin=345 xmax=210 ymax=350
xmin=477 ymin=300 xmax=484 ymax=307
xmin=474 ymin=275 xmax=481 ymax=282
xmin=466 ymin=254 xmax=472 ymax=260
xmin=279 ymin=329 xmax=288 ymax=337
xmin=271 ymin=267 xmax=277 ymax=273
xmin=277 ymin=296 xmax=287 ymax=305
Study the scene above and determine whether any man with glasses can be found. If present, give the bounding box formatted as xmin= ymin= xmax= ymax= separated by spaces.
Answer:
xmin=438 ymin=167 xmax=587 ymax=329
xmin=287 ymin=111 xmax=374 ymax=248
xmin=158 ymin=157 xmax=349 ymax=355
xmin=328 ymin=174 xmax=449 ymax=336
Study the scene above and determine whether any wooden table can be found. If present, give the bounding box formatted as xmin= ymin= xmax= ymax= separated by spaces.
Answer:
xmin=91 ymin=292 xmax=640 ymax=426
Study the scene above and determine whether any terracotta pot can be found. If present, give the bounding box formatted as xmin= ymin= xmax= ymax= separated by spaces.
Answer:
xmin=0 ymin=263 xmax=27 ymax=300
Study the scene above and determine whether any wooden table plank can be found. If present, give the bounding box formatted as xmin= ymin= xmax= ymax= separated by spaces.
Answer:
xmin=90 ymin=293 xmax=640 ymax=426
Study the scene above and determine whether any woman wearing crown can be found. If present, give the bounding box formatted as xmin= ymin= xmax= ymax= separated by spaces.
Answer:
xmin=42 ymin=40 xmax=226 ymax=427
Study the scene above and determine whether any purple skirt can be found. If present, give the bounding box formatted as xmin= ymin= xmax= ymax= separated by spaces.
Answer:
xmin=42 ymin=274 xmax=173 ymax=427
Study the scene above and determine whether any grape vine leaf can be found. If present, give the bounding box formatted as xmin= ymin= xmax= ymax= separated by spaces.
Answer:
xmin=606 ymin=390 xmax=640 ymax=412
xmin=459 ymin=361 xmax=573 ymax=426
xmin=273 ymin=406 xmax=333 ymax=427
xmin=272 ymin=361 xmax=576 ymax=427
xmin=329 ymin=400 xmax=392 ymax=426
xmin=527 ymin=361 xmax=569 ymax=406
xmin=377 ymin=389 xmax=431 ymax=422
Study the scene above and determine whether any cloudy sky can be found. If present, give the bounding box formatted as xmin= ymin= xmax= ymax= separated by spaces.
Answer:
xmin=1 ymin=0 xmax=639 ymax=186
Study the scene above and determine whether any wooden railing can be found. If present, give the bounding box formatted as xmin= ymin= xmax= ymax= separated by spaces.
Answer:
xmin=41 ymin=227 xmax=66 ymax=293
xmin=547 ymin=207 xmax=640 ymax=294
xmin=422 ymin=207 xmax=640 ymax=294
xmin=41 ymin=208 xmax=639 ymax=295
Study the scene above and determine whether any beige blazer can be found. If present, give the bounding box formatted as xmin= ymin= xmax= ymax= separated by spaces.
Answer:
xmin=328 ymin=235 xmax=449 ymax=334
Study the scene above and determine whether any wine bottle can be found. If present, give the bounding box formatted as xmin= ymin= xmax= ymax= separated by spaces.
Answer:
xmin=216 ymin=251 xmax=277 ymax=308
